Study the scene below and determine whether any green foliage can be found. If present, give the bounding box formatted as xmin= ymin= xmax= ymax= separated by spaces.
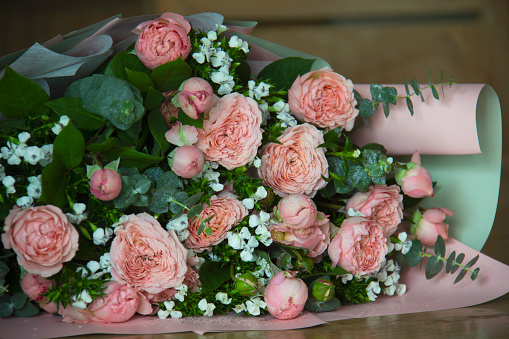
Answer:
xmin=46 ymin=97 xmax=105 ymax=131
xmin=150 ymin=57 xmax=192 ymax=92
xmin=53 ymin=122 xmax=85 ymax=170
xmin=0 ymin=293 xmax=39 ymax=318
xmin=258 ymin=57 xmax=315 ymax=91
xmin=198 ymin=262 xmax=232 ymax=293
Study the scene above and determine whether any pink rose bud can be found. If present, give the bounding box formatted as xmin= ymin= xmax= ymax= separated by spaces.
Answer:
xmin=235 ymin=272 xmax=260 ymax=296
xmin=312 ymin=279 xmax=335 ymax=302
xmin=90 ymin=168 xmax=122 ymax=201
xmin=411 ymin=207 xmax=454 ymax=246
xmin=21 ymin=273 xmax=58 ymax=314
xmin=276 ymin=193 xmax=317 ymax=229
xmin=265 ymin=271 xmax=308 ymax=320
xmin=171 ymin=145 xmax=204 ymax=178
xmin=397 ymin=150 xmax=434 ymax=198
xmin=178 ymin=77 xmax=215 ymax=119
xmin=165 ymin=122 xmax=199 ymax=146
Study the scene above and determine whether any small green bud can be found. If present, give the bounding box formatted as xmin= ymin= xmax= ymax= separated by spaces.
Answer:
xmin=312 ymin=279 xmax=335 ymax=302
xmin=235 ymin=273 xmax=259 ymax=296
xmin=297 ymin=256 xmax=314 ymax=272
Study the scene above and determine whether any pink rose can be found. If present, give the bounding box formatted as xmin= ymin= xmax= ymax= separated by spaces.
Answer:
xmin=270 ymin=212 xmax=331 ymax=258
xmin=185 ymin=196 xmax=248 ymax=252
xmin=133 ymin=12 xmax=191 ymax=70
xmin=160 ymin=90 xmax=179 ymax=126
xmin=109 ymin=213 xmax=188 ymax=294
xmin=345 ymin=185 xmax=403 ymax=237
xmin=59 ymin=281 xmax=152 ymax=323
xmin=171 ymin=145 xmax=205 ymax=178
xmin=411 ymin=207 xmax=454 ymax=246
xmin=258 ymin=123 xmax=328 ymax=198
xmin=397 ymin=150 xmax=434 ymax=198
xmin=89 ymin=168 xmax=122 ymax=201
xmin=265 ymin=271 xmax=308 ymax=320
xmin=276 ymin=193 xmax=317 ymax=229
xmin=196 ymin=93 xmax=263 ymax=170
xmin=145 ymin=265 xmax=200 ymax=303
xmin=328 ymin=217 xmax=388 ymax=275
xmin=288 ymin=68 xmax=358 ymax=131
xmin=165 ymin=122 xmax=198 ymax=146
xmin=2 ymin=205 xmax=79 ymax=277
xmin=178 ymin=77 xmax=216 ymax=119
xmin=21 ymin=273 xmax=58 ymax=314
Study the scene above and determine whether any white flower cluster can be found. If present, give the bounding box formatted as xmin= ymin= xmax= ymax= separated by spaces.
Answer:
xmin=66 ymin=203 xmax=88 ymax=225
xmin=51 ymin=115 xmax=70 ymax=135
xmin=194 ymin=161 xmax=224 ymax=192
xmin=232 ymin=296 xmax=266 ymax=316
xmin=157 ymin=300 xmax=183 ymax=319
xmin=273 ymin=100 xmax=297 ymax=128
xmin=1 ymin=132 xmax=52 ymax=167
xmin=198 ymin=298 xmax=216 ymax=316
xmin=76 ymin=254 xmax=112 ymax=280
xmin=226 ymin=211 xmax=273 ymax=262
xmin=242 ymin=186 xmax=268 ymax=210
xmin=192 ymin=29 xmax=249 ymax=95
xmin=166 ymin=214 xmax=190 ymax=241
xmin=93 ymin=215 xmax=127 ymax=246
xmin=387 ymin=232 xmax=412 ymax=255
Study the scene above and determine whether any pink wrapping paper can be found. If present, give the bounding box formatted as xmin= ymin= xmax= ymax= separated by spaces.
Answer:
xmin=1 ymin=239 xmax=507 ymax=338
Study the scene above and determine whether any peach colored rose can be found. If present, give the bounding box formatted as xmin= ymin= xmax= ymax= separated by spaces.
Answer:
xmin=133 ymin=12 xmax=191 ymax=70
xmin=275 ymin=193 xmax=317 ymax=229
xmin=258 ymin=123 xmax=328 ymax=198
xmin=109 ymin=213 xmax=188 ymax=294
xmin=328 ymin=217 xmax=388 ymax=275
xmin=89 ymin=168 xmax=122 ymax=201
xmin=270 ymin=212 xmax=331 ymax=258
xmin=2 ymin=205 xmax=79 ymax=277
xmin=288 ymin=68 xmax=358 ymax=131
xmin=185 ymin=196 xmax=248 ymax=252
xmin=145 ymin=265 xmax=200 ymax=303
xmin=196 ymin=93 xmax=263 ymax=170
xmin=59 ymin=281 xmax=152 ymax=323
xmin=411 ymin=207 xmax=454 ymax=246
xmin=21 ymin=273 xmax=58 ymax=314
xmin=265 ymin=271 xmax=308 ymax=320
xmin=346 ymin=184 xmax=403 ymax=237
xmin=397 ymin=150 xmax=434 ymax=198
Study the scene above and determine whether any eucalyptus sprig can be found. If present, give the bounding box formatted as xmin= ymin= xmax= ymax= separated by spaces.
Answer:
xmin=403 ymin=235 xmax=480 ymax=284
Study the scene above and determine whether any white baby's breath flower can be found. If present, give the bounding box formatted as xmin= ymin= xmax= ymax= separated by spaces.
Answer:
xmin=384 ymin=285 xmax=397 ymax=296
xmin=387 ymin=242 xmax=395 ymax=254
xmin=401 ymin=241 xmax=412 ymax=255
xmin=166 ymin=214 xmax=189 ymax=232
xmin=51 ymin=124 xmax=63 ymax=135
xmin=66 ymin=203 xmax=88 ymax=225
xmin=198 ymin=299 xmax=216 ymax=316
xmin=71 ymin=290 xmax=92 ymax=309
xmin=246 ymin=297 xmax=266 ymax=316
xmin=16 ymin=196 xmax=33 ymax=209
xmin=210 ymin=50 xmax=232 ymax=69
xmin=396 ymin=284 xmax=407 ymax=295
xmin=93 ymin=227 xmax=114 ymax=246
xmin=353 ymin=149 xmax=361 ymax=158
xmin=233 ymin=303 xmax=246 ymax=313
xmin=247 ymin=235 xmax=259 ymax=249
xmin=238 ymin=227 xmax=251 ymax=240
xmin=341 ymin=274 xmax=353 ymax=284
xmin=210 ymin=71 xmax=234 ymax=95
xmin=240 ymin=247 xmax=255 ymax=262
xmin=251 ymin=157 xmax=261 ymax=168
xmin=18 ymin=132 xmax=30 ymax=143
xmin=347 ymin=208 xmax=365 ymax=217
xmin=23 ymin=146 xmax=45 ymax=165
xmin=39 ymin=144 xmax=53 ymax=167
xmin=242 ymin=198 xmax=255 ymax=210
xmin=2 ymin=176 xmax=15 ymax=194
xmin=227 ymin=232 xmax=244 ymax=250
xmin=215 ymin=292 xmax=232 ymax=305
xmin=207 ymin=30 xmax=217 ymax=41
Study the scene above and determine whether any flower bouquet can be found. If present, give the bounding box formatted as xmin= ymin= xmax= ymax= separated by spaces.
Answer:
xmin=0 ymin=11 xmax=506 ymax=335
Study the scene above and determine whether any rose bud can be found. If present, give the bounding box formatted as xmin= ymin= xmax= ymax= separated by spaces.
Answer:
xmin=171 ymin=145 xmax=204 ymax=178
xmin=89 ymin=168 xmax=122 ymax=201
xmin=396 ymin=150 xmax=434 ymax=198
xmin=235 ymin=272 xmax=260 ymax=297
xmin=165 ymin=122 xmax=198 ymax=146
xmin=312 ymin=279 xmax=335 ymax=302
xmin=21 ymin=273 xmax=58 ymax=314
xmin=275 ymin=193 xmax=317 ymax=229
xmin=178 ymin=77 xmax=215 ymax=119
xmin=265 ymin=271 xmax=308 ymax=320
xmin=411 ymin=207 xmax=454 ymax=246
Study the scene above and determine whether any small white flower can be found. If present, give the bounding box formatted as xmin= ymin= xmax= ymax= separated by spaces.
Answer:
xmin=66 ymin=203 xmax=88 ymax=225
xmin=215 ymin=292 xmax=232 ymax=305
xmin=39 ymin=144 xmax=53 ymax=167
xmin=207 ymin=30 xmax=217 ymax=41
xmin=246 ymin=297 xmax=266 ymax=316
xmin=192 ymin=52 xmax=205 ymax=64
xmin=227 ymin=232 xmax=244 ymax=250
xmin=210 ymin=71 xmax=234 ymax=95
xmin=276 ymin=111 xmax=297 ymax=128
xmin=240 ymin=247 xmax=255 ymax=262
xmin=242 ymin=198 xmax=255 ymax=210
xmin=396 ymin=284 xmax=407 ymax=295
xmin=347 ymin=208 xmax=365 ymax=217
xmin=387 ymin=242 xmax=395 ymax=254
xmin=23 ymin=146 xmax=45 ymax=165
xmin=353 ymin=149 xmax=361 ymax=158
xmin=367 ymin=281 xmax=381 ymax=294
xmin=71 ymin=290 xmax=92 ymax=309
xmin=387 ymin=157 xmax=394 ymax=164
xmin=99 ymin=253 xmax=112 ymax=272
xmin=341 ymin=274 xmax=353 ymax=284
xmin=384 ymin=285 xmax=397 ymax=296
xmin=249 ymin=211 xmax=270 ymax=228
xmin=18 ymin=132 xmax=30 ymax=143
xmin=16 ymin=196 xmax=33 ymax=209
xmin=251 ymin=157 xmax=261 ymax=168
xmin=210 ymin=50 xmax=232 ymax=69
xmin=252 ymin=82 xmax=270 ymax=100
xmin=272 ymin=100 xmax=288 ymax=113
xmin=210 ymin=182 xmax=224 ymax=192
xmin=401 ymin=241 xmax=412 ymax=255
xmin=398 ymin=232 xmax=408 ymax=242
xmin=233 ymin=303 xmax=246 ymax=313
xmin=93 ymin=227 xmax=114 ymax=246
xmin=2 ymin=175 xmax=15 ymax=194
xmin=112 ymin=215 xmax=128 ymax=232
xmin=51 ymin=124 xmax=63 ymax=135
xmin=247 ymin=235 xmax=259 ymax=249
xmin=198 ymin=299 xmax=216 ymax=316
xmin=367 ymin=290 xmax=377 ymax=301
xmin=252 ymin=186 xmax=267 ymax=200
xmin=59 ymin=115 xmax=70 ymax=126
xmin=174 ymin=284 xmax=188 ymax=302
xmin=166 ymin=214 xmax=189 ymax=232
xmin=238 ymin=227 xmax=251 ymax=240
xmin=176 ymin=229 xmax=190 ymax=241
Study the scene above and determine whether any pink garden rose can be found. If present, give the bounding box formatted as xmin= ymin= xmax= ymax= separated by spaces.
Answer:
xmin=178 ymin=77 xmax=216 ymax=119
xmin=109 ymin=213 xmax=188 ymax=294
xmin=288 ymin=68 xmax=358 ymax=131
xmin=258 ymin=123 xmax=328 ymax=198
xmin=270 ymin=212 xmax=331 ymax=258
xmin=2 ymin=205 xmax=79 ymax=277
xmin=21 ymin=273 xmax=58 ymax=314
xmin=412 ymin=207 xmax=454 ymax=246
xmin=59 ymin=281 xmax=152 ymax=323
xmin=345 ymin=184 xmax=403 ymax=237
xmin=265 ymin=271 xmax=308 ymax=320
xmin=196 ymin=93 xmax=263 ymax=170
xmin=328 ymin=217 xmax=388 ymax=275
xmin=133 ymin=12 xmax=191 ymax=70
xmin=275 ymin=193 xmax=317 ymax=229
xmin=171 ymin=145 xmax=205 ymax=178
xmin=89 ymin=168 xmax=122 ymax=201
xmin=397 ymin=150 xmax=434 ymax=198
xmin=185 ymin=196 xmax=248 ymax=252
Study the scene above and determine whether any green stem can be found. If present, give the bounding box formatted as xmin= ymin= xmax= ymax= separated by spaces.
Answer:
xmin=421 ymin=253 xmax=475 ymax=274
xmin=0 ymin=253 xmax=15 ymax=260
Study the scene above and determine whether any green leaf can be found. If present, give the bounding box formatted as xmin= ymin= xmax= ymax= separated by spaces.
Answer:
xmin=185 ymin=192 xmax=204 ymax=207
xmin=425 ymin=256 xmax=443 ymax=279
xmin=0 ymin=302 xmax=13 ymax=317
xmin=170 ymin=191 xmax=188 ymax=214
xmin=104 ymin=51 xmax=150 ymax=80
xmin=150 ymin=57 xmax=192 ymax=92
xmin=148 ymin=109 xmax=171 ymax=156
xmin=258 ymin=57 xmax=315 ymax=91
xmin=326 ymin=266 xmax=349 ymax=276
xmin=0 ymin=118 xmax=28 ymax=130
xmin=470 ymin=267 xmax=480 ymax=281
xmin=0 ymin=67 xmax=49 ymax=118
xmin=434 ymin=235 xmax=446 ymax=257
xmin=11 ymin=293 xmax=27 ymax=309
xmin=465 ymin=255 xmax=479 ymax=268
xmin=382 ymin=102 xmax=390 ymax=118
xmin=86 ymin=136 xmax=118 ymax=153
xmin=451 ymin=253 xmax=465 ymax=274
xmin=145 ymin=86 xmax=164 ymax=111
xmin=381 ymin=86 xmax=397 ymax=104
xmin=53 ymin=122 xmax=85 ymax=170
xmin=39 ymin=161 xmax=67 ymax=207
xmin=46 ymin=97 xmax=105 ymax=130
xmin=134 ymin=180 xmax=151 ymax=194
xmin=323 ymin=126 xmax=343 ymax=144
xmin=404 ymin=77 xmax=410 ymax=96
xmin=103 ymin=147 xmax=163 ymax=171
xmin=156 ymin=171 xmax=181 ymax=190
xmin=347 ymin=164 xmax=370 ymax=188
xmin=358 ymin=98 xmax=375 ymax=118
xmin=370 ymin=84 xmax=383 ymax=103
xmin=410 ymin=78 xmax=421 ymax=96
xmin=187 ymin=204 xmax=204 ymax=219
xmin=454 ymin=268 xmax=468 ymax=284
xmin=431 ymin=85 xmax=439 ymax=100
xmin=198 ymin=262 xmax=231 ymax=293
xmin=126 ymin=69 xmax=154 ymax=92
xmin=304 ymin=296 xmax=341 ymax=313
xmin=177 ymin=108 xmax=204 ymax=130
xmin=13 ymin=301 xmax=39 ymax=317
xmin=403 ymin=240 xmax=423 ymax=266
xmin=445 ymin=251 xmax=456 ymax=273
xmin=406 ymin=97 xmax=414 ymax=116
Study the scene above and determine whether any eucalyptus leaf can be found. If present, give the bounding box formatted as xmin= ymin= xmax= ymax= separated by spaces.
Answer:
xmin=454 ymin=268 xmax=468 ymax=284
xmin=0 ymin=302 xmax=13 ymax=317
xmin=425 ymin=256 xmax=443 ymax=279
xmin=185 ymin=192 xmax=205 ymax=207
xmin=187 ymin=204 xmax=204 ymax=218
xmin=465 ymin=254 xmax=479 ymax=268
xmin=358 ymin=98 xmax=375 ymax=118
xmin=13 ymin=301 xmax=39 ymax=317
xmin=156 ymin=171 xmax=181 ymax=190
xmin=403 ymin=240 xmax=423 ymax=266
xmin=170 ymin=191 xmax=188 ymax=213
xmin=445 ymin=251 xmax=456 ymax=273
xmin=304 ymin=296 xmax=341 ymax=313
xmin=434 ymin=235 xmax=446 ymax=257
xmin=410 ymin=78 xmax=421 ymax=96
xmin=406 ymin=97 xmax=414 ymax=116
xmin=135 ymin=180 xmax=152 ymax=194
xmin=11 ymin=293 xmax=27 ymax=309
xmin=381 ymin=86 xmax=397 ymax=104
xmin=370 ymin=84 xmax=383 ymax=103
xmin=471 ymin=267 xmax=480 ymax=281
xmin=451 ymin=253 xmax=465 ymax=274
